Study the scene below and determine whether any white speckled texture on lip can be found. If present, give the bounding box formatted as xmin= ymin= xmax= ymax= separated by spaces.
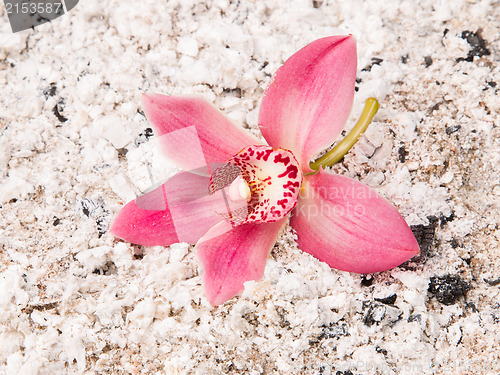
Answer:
xmin=0 ymin=0 xmax=499 ymax=374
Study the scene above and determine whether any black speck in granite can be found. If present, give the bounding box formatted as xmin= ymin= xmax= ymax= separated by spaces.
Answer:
xmin=491 ymin=312 xmax=500 ymax=324
xmin=131 ymin=244 xmax=145 ymax=259
xmin=362 ymin=57 xmax=383 ymax=72
xmin=276 ymin=306 xmax=290 ymax=329
xmin=424 ymin=56 xmax=433 ymax=68
xmin=402 ymin=216 xmax=438 ymax=268
xmin=43 ymin=83 xmax=57 ymax=98
xmin=312 ymin=0 xmax=323 ymax=8
xmin=355 ymin=77 xmax=362 ymax=93
xmin=96 ymin=217 xmax=107 ymax=238
xmin=457 ymin=30 xmax=491 ymax=62
xmin=398 ymin=145 xmax=406 ymax=163
xmin=462 ymin=254 xmax=472 ymax=266
xmin=483 ymin=81 xmax=497 ymax=92
xmin=81 ymin=200 xmax=92 ymax=217
xmin=484 ymin=277 xmax=500 ymax=286
xmin=375 ymin=346 xmax=388 ymax=355
xmin=242 ymin=311 xmax=259 ymax=327
xmin=53 ymin=217 xmax=61 ymax=226
xmin=375 ymin=294 xmax=397 ymax=306
xmin=401 ymin=54 xmax=409 ymax=64
xmin=465 ymin=302 xmax=479 ymax=313
xmin=81 ymin=198 xmax=109 ymax=237
xmin=428 ymin=275 xmax=470 ymax=305
xmin=363 ymin=301 xmax=402 ymax=326
xmin=429 ymin=102 xmax=443 ymax=113
xmin=407 ymin=314 xmax=421 ymax=323
xmin=361 ymin=274 xmax=374 ymax=287
xmin=446 ymin=125 xmax=461 ymax=135
xmin=450 ymin=238 xmax=460 ymax=249
xmin=22 ymin=302 xmax=59 ymax=315
xmin=92 ymin=261 xmax=117 ymax=276
xmin=222 ymin=87 xmax=242 ymax=98
xmin=318 ymin=321 xmax=349 ymax=340
xmin=117 ymin=147 xmax=128 ymax=158
xmin=135 ymin=127 xmax=154 ymax=146
xmin=439 ymin=210 xmax=455 ymax=226
xmin=53 ymin=102 xmax=68 ymax=123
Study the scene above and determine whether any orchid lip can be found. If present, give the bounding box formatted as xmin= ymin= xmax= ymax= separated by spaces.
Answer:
xmin=210 ymin=145 xmax=303 ymax=226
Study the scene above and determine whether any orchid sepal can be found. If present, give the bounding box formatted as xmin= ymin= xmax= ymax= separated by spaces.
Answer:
xmin=196 ymin=218 xmax=287 ymax=305
xmin=258 ymin=36 xmax=357 ymax=173
xmin=142 ymin=94 xmax=263 ymax=172
xmin=290 ymin=169 xmax=419 ymax=274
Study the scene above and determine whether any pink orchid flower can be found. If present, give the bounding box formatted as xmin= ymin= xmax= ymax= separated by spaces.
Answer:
xmin=111 ymin=36 xmax=419 ymax=305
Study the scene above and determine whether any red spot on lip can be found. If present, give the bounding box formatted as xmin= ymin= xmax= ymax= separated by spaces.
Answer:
xmin=270 ymin=206 xmax=281 ymax=216
xmin=283 ymin=180 xmax=300 ymax=189
xmin=278 ymin=165 xmax=299 ymax=179
xmin=277 ymin=199 xmax=288 ymax=209
xmin=274 ymin=154 xmax=291 ymax=165
xmin=262 ymin=149 xmax=273 ymax=161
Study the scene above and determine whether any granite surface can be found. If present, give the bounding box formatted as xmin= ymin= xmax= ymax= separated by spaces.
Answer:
xmin=0 ymin=0 xmax=499 ymax=374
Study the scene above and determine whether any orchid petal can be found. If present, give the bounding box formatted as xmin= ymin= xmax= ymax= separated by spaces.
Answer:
xmin=258 ymin=36 xmax=357 ymax=173
xmin=290 ymin=170 xmax=419 ymax=273
xmin=110 ymin=169 xmax=247 ymax=246
xmin=196 ymin=218 xmax=287 ymax=305
xmin=142 ymin=94 xmax=263 ymax=172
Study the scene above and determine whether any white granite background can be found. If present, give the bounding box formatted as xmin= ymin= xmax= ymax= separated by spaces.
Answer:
xmin=0 ymin=0 xmax=499 ymax=374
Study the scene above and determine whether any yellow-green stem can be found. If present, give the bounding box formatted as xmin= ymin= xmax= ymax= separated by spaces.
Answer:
xmin=309 ymin=97 xmax=380 ymax=170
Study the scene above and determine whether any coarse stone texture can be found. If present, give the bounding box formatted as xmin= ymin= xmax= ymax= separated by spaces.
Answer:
xmin=0 ymin=0 xmax=499 ymax=374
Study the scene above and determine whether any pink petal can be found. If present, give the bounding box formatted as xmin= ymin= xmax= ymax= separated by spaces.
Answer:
xmin=110 ymin=190 xmax=178 ymax=247
xmin=290 ymin=170 xmax=419 ymax=273
xmin=142 ymin=94 xmax=263 ymax=172
xmin=110 ymin=169 xmax=246 ymax=246
xmin=196 ymin=218 xmax=287 ymax=305
xmin=258 ymin=36 xmax=357 ymax=173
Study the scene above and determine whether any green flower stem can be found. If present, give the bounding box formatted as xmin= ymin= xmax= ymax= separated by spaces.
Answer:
xmin=309 ymin=97 xmax=380 ymax=170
